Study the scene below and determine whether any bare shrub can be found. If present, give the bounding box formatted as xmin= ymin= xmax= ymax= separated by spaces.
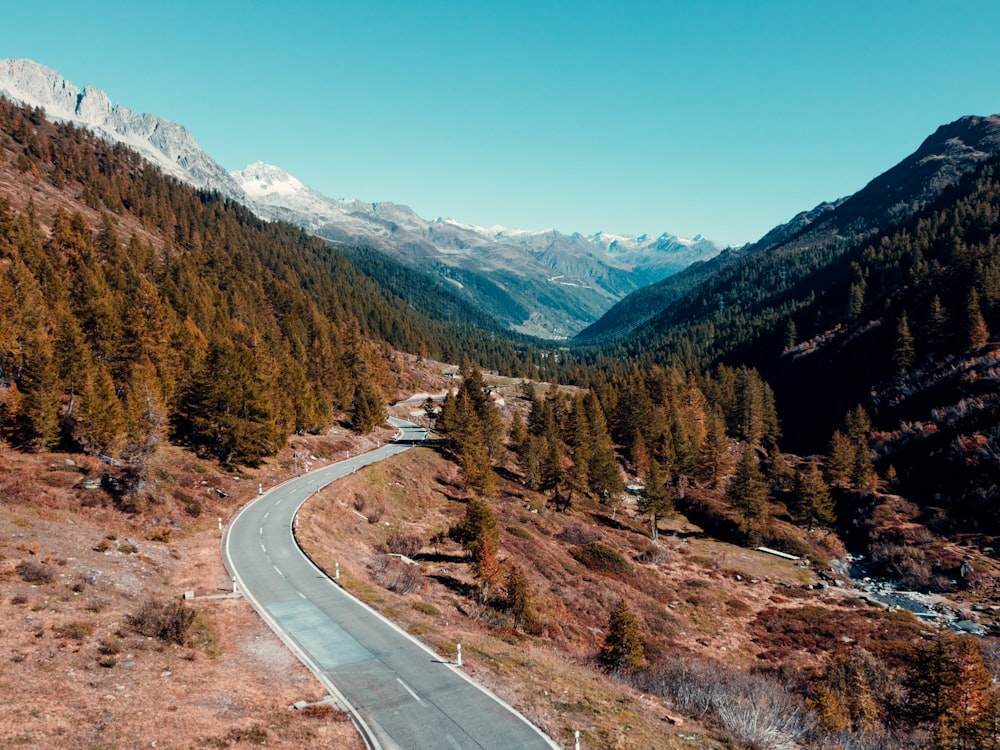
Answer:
xmin=556 ymin=524 xmax=599 ymax=545
xmin=366 ymin=503 xmax=385 ymax=524
xmin=58 ymin=620 xmax=95 ymax=640
xmin=386 ymin=532 xmax=423 ymax=558
xmin=869 ymin=543 xmax=933 ymax=590
xmin=16 ymin=559 xmax=53 ymax=584
xmin=632 ymin=657 xmax=813 ymax=749
xmin=368 ymin=554 xmax=423 ymax=595
xmin=126 ymin=598 xmax=196 ymax=645
xmin=353 ymin=495 xmax=366 ymax=512
xmin=635 ymin=543 xmax=671 ymax=564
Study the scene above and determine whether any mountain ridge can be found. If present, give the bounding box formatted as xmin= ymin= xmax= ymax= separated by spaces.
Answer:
xmin=576 ymin=112 xmax=1000 ymax=342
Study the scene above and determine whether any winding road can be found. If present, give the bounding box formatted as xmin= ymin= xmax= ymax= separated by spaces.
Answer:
xmin=222 ymin=417 xmax=558 ymax=750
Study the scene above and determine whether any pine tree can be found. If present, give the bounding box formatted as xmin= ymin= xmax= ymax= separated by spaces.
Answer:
xmin=449 ymin=497 xmax=501 ymax=602
xmin=826 ymin=430 xmax=856 ymax=486
xmin=19 ymin=327 xmax=61 ymax=450
xmin=516 ymin=433 xmax=543 ymax=491
xmin=583 ymin=391 xmax=622 ymax=500
xmin=791 ymin=461 xmax=835 ymax=531
xmin=508 ymin=409 xmax=527 ymax=452
xmin=926 ymin=294 xmax=949 ymax=351
xmin=78 ymin=365 xmax=125 ymax=455
xmin=599 ymin=600 xmax=645 ymax=673
xmin=965 ymin=289 xmax=990 ymax=350
xmin=698 ymin=406 xmax=731 ymax=488
xmin=503 ymin=564 xmax=535 ymax=631
xmin=728 ymin=448 xmax=768 ymax=537
xmin=638 ymin=460 xmax=673 ymax=541
xmin=893 ymin=311 xmax=915 ymax=369
xmin=351 ymin=377 xmax=387 ymax=433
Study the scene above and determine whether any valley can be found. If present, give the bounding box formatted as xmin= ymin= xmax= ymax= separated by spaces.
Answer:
xmin=1 ymin=52 xmax=1000 ymax=750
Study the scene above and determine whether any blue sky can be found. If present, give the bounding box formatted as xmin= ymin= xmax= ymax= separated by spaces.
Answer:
xmin=3 ymin=1 xmax=1000 ymax=246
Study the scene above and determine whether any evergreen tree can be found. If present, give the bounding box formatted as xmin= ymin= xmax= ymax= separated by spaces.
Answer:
xmin=587 ymin=394 xmax=623 ymax=502
xmin=351 ymin=377 xmax=387 ymax=433
xmin=503 ymin=563 xmax=535 ymax=631
xmin=826 ymin=430 xmax=856 ymax=486
xmin=893 ymin=311 xmax=915 ymax=369
xmin=19 ymin=327 xmax=60 ymax=449
xmin=638 ymin=460 xmax=673 ymax=541
xmin=926 ymin=294 xmax=949 ymax=350
xmin=599 ymin=600 xmax=645 ymax=673
xmin=728 ymin=448 xmax=768 ymax=537
xmin=516 ymin=433 xmax=543 ymax=491
xmin=698 ymin=406 xmax=731 ymax=487
xmin=508 ymin=409 xmax=527 ymax=451
xmin=791 ymin=461 xmax=835 ymax=531
xmin=965 ymin=289 xmax=990 ymax=350
xmin=449 ymin=497 xmax=501 ymax=601
xmin=78 ymin=365 xmax=125 ymax=455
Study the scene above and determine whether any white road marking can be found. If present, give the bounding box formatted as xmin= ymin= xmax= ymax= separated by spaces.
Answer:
xmin=273 ymin=564 xmax=282 ymax=575
xmin=396 ymin=678 xmax=421 ymax=702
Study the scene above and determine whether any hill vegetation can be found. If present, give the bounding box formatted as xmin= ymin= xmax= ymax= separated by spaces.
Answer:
xmin=0 ymin=96 xmax=555 ymax=474
xmin=4 ymin=91 xmax=1000 ymax=750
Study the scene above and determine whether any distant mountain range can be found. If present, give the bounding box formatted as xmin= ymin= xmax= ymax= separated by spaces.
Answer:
xmin=0 ymin=58 xmax=721 ymax=338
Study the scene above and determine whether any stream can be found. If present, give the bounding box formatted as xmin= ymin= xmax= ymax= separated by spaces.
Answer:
xmin=828 ymin=555 xmax=989 ymax=636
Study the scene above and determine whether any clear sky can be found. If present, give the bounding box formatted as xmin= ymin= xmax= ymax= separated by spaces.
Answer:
xmin=2 ymin=1 xmax=999 ymax=247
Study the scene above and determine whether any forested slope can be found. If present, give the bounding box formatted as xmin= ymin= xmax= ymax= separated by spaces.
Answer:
xmin=0 ymin=97 xmax=546 ymax=469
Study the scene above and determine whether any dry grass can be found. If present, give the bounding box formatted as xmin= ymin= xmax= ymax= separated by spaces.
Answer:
xmin=0 ymin=444 xmax=364 ymax=750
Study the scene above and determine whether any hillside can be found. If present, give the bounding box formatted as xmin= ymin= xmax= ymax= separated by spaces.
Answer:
xmin=0 ymin=95 xmax=557 ymax=470
xmin=4 ymin=67 xmax=1000 ymax=750
xmin=577 ymin=113 xmax=1000 ymax=343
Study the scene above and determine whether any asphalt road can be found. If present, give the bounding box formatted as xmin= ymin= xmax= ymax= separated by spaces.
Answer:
xmin=223 ymin=418 xmax=558 ymax=750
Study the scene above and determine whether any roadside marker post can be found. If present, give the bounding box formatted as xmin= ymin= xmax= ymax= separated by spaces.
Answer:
xmin=456 ymin=643 xmax=462 ymax=667
xmin=575 ymin=730 xmax=580 ymax=750
xmin=335 ymin=562 xmax=340 ymax=582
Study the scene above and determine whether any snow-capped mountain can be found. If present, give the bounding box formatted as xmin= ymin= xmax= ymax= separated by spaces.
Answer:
xmin=0 ymin=58 xmax=722 ymax=337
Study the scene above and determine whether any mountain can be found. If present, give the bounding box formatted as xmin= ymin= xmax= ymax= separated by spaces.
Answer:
xmin=577 ymin=113 xmax=1000 ymax=342
xmin=231 ymin=161 xmax=721 ymax=338
xmin=0 ymin=58 xmax=721 ymax=338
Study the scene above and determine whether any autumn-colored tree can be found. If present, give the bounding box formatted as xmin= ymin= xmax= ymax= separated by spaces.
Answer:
xmin=351 ymin=377 xmax=387 ymax=434
xmin=791 ymin=461 xmax=835 ymax=531
xmin=728 ymin=448 xmax=768 ymax=538
xmin=826 ymin=430 xmax=855 ymax=485
xmin=965 ymin=289 xmax=990 ymax=350
xmin=638 ymin=460 xmax=673 ymax=541
xmin=503 ymin=564 xmax=535 ymax=631
xmin=449 ymin=497 xmax=501 ymax=601
xmin=909 ymin=632 xmax=1000 ymax=750
xmin=78 ymin=365 xmax=125 ymax=455
xmin=810 ymin=648 xmax=891 ymax=736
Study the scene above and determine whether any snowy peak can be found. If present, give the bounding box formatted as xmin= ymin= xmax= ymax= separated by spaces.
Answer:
xmin=234 ymin=161 xmax=308 ymax=199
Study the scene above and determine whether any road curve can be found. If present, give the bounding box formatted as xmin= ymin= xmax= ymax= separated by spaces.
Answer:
xmin=222 ymin=417 xmax=558 ymax=750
